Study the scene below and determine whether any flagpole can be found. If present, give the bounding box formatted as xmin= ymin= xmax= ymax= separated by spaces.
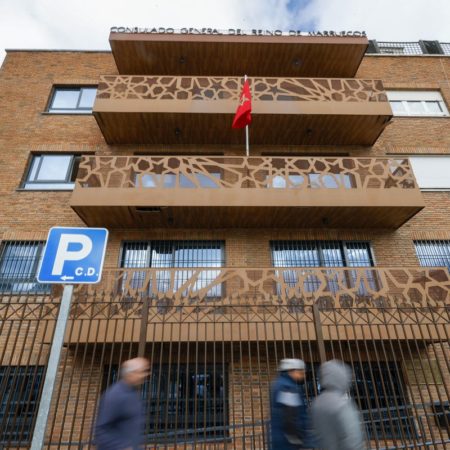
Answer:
xmin=244 ymin=74 xmax=250 ymax=157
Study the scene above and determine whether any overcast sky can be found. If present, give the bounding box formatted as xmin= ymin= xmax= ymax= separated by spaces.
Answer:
xmin=1 ymin=0 xmax=449 ymax=64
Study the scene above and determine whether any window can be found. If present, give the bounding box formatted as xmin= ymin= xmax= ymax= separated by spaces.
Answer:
xmin=0 ymin=366 xmax=44 ymax=444
xmin=387 ymin=91 xmax=449 ymax=117
xmin=0 ymin=241 xmax=49 ymax=294
xmin=270 ymin=241 xmax=375 ymax=296
xmin=305 ymin=362 xmax=415 ymax=440
xmin=352 ymin=362 xmax=416 ymax=440
xmin=271 ymin=241 xmax=374 ymax=267
xmin=47 ymin=86 xmax=97 ymax=113
xmin=137 ymin=172 xmax=221 ymax=189
xmin=120 ymin=241 xmax=225 ymax=297
xmin=409 ymin=157 xmax=450 ymax=190
xmin=104 ymin=364 xmax=228 ymax=442
xmin=268 ymin=173 xmax=354 ymax=189
xmin=414 ymin=240 xmax=450 ymax=270
xmin=22 ymin=154 xmax=80 ymax=190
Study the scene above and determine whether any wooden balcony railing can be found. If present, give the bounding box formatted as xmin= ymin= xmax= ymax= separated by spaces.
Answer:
xmin=93 ymin=76 xmax=392 ymax=145
xmin=71 ymin=156 xmax=424 ymax=228
xmin=72 ymin=267 xmax=450 ymax=308
xmin=75 ymin=156 xmax=417 ymax=190
xmin=96 ymin=76 xmax=388 ymax=103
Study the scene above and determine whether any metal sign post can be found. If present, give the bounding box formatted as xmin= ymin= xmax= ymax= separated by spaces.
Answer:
xmin=31 ymin=227 xmax=108 ymax=449
xmin=30 ymin=284 xmax=73 ymax=450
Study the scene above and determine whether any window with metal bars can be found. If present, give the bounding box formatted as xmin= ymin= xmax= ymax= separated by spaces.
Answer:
xmin=414 ymin=240 xmax=450 ymax=270
xmin=120 ymin=241 xmax=225 ymax=297
xmin=0 ymin=241 xmax=50 ymax=294
xmin=271 ymin=241 xmax=374 ymax=267
xmin=353 ymin=362 xmax=416 ymax=440
xmin=104 ymin=364 xmax=228 ymax=442
xmin=305 ymin=362 xmax=415 ymax=440
xmin=0 ymin=366 xmax=44 ymax=444
xmin=270 ymin=241 xmax=375 ymax=296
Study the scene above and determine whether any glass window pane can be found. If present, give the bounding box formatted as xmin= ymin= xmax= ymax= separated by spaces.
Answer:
xmin=308 ymin=173 xmax=320 ymax=188
xmin=151 ymin=242 xmax=173 ymax=267
xmin=196 ymin=172 xmax=220 ymax=188
xmin=321 ymin=174 xmax=339 ymax=189
xmin=271 ymin=242 xmax=320 ymax=267
xmin=407 ymin=101 xmax=426 ymax=114
xmin=179 ymin=174 xmax=197 ymax=188
xmin=36 ymin=155 xmax=72 ymax=181
xmin=122 ymin=244 xmax=149 ymax=268
xmin=139 ymin=174 xmax=156 ymax=188
xmin=270 ymin=175 xmax=287 ymax=188
xmin=346 ymin=243 xmax=373 ymax=267
xmin=390 ymin=101 xmax=406 ymax=114
xmin=78 ymin=88 xmax=97 ymax=109
xmin=321 ymin=243 xmax=344 ymax=266
xmin=425 ymin=101 xmax=443 ymax=114
xmin=50 ymin=89 xmax=80 ymax=109
xmin=27 ymin=156 xmax=41 ymax=182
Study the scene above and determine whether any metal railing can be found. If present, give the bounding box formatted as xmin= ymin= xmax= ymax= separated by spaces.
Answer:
xmin=1 ymin=295 xmax=449 ymax=449
xmin=367 ymin=40 xmax=450 ymax=55
xmin=74 ymin=156 xmax=419 ymax=191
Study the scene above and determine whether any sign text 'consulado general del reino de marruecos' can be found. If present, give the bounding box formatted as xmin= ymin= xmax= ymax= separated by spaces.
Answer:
xmin=110 ymin=26 xmax=366 ymax=37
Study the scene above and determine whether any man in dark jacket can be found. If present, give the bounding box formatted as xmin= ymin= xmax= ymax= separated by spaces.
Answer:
xmin=270 ymin=358 xmax=315 ymax=449
xmin=311 ymin=360 xmax=364 ymax=450
xmin=95 ymin=357 xmax=150 ymax=450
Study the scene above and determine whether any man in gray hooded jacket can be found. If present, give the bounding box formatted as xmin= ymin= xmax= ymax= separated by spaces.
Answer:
xmin=311 ymin=360 xmax=365 ymax=450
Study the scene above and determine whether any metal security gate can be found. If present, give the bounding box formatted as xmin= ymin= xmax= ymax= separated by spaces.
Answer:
xmin=1 ymin=291 xmax=449 ymax=449
xmin=0 ymin=295 xmax=60 ymax=449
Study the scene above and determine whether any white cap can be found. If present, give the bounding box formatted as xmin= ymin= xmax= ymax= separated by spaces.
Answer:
xmin=278 ymin=358 xmax=306 ymax=371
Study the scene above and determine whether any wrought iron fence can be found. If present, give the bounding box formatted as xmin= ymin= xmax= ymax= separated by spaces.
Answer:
xmin=0 ymin=285 xmax=449 ymax=449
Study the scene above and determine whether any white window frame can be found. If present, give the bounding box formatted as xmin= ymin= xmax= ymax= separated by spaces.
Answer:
xmin=47 ymin=86 xmax=97 ymax=114
xmin=408 ymin=156 xmax=450 ymax=191
xmin=22 ymin=154 xmax=80 ymax=190
xmin=387 ymin=91 xmax=449 ymax=117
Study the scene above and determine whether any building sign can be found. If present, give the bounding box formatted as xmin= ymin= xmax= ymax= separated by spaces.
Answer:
xmin=110 ymin=27 xmax=366 ymax=37
xmin=37 ymin=227 xmax=109 ymax=284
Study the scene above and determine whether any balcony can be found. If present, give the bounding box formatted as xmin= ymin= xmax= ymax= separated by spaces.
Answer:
xmin=93 ymin=75 xmax=392 ymax=145
xmin=109 ymin=32 xmax=368 ymax=77
xmin=70 ymin=156 xmax=424 ymax=229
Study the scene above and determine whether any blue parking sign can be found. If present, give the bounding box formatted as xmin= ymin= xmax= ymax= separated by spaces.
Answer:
xmin=37 ymin=227 xmax=108 ymax=284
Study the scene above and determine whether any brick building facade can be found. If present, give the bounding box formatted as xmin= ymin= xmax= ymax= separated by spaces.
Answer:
xmin=0 ymin=34 xmax=449 ymax=449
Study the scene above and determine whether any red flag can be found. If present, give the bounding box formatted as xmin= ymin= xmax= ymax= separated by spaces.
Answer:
xmin=232 ymin=79 xmax=252 ymax=129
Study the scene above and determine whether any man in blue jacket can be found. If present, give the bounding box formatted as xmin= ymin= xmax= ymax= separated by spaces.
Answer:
xmin=270 ymin=358 xmax=315 ymax=449
xmin=95 ymin=357 xmax=150 ymax=450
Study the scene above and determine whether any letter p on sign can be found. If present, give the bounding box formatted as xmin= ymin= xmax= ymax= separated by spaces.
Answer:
xmin=37 ymin=227 xmax=108 ymax=284
xmin=52 ymin=234 xmax=93 ymax=276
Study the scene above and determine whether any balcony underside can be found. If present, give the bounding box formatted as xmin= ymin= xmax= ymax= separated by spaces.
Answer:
xmin=94 ymin=108 xmax=391 ymax=146
xmin=71 ymin=188 xmax=424 ymax=229
xmin=109 ymin=33 xmax=368 ymax=77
